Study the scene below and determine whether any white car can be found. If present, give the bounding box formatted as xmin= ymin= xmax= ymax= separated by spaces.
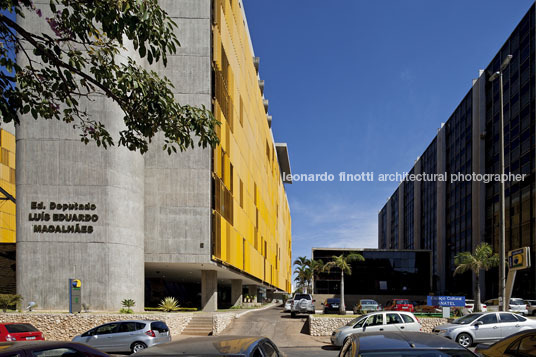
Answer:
xmin=330 ymin=311 xmax=421 ymax=347
xmin=525 ymin=299 xmax=536 ymax=316
xmin=284 ymin=299 xmax=293 ymax=312
xmin=464 ymin=299 xmax=487 ymax=314
xmin=485 ymin=298 xmax=529 ymax=315
xmin=432 ymin=311 xmax=536 ymax=348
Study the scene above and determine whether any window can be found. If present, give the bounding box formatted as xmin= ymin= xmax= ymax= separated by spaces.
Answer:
xmin=151 ymin=321 xmax=169 ymax=333
xmin=119 ymin=322 xmax=138 ymax=332
xmin=32 ymin=348 xmax=84 ymax=357
xmin=261 ymin=341 xmax=279 ymax=357
xmin=477 ymin=314 xmax=497 ymax=324
xmin=499 ymin=313 xmax=518 ymax=323
xmin=386 ymin=313 xmax=403 ymax=324
xmin=401 ymin=314 xmax=415 ymax=323
xmin=95 ymin=323 xmax=119 ymax=335
xmin=517 ymin=334 xmax=536 ymax=356
xmin=365 ymin=314 xmax=383 ymax=326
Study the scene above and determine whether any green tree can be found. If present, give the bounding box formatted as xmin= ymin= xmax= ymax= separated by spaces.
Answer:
xmin=0 ymin=294 xmax=22 ymax=312
xmin=293 ymin=264 xmax=311 ymax=293
xmin=454 ymin=242 xmax=499 ymax=312
xmin=0 ymin=0 xmax=219 ymax=154
xmin=323 ymin=253 xmax=364 ymax=315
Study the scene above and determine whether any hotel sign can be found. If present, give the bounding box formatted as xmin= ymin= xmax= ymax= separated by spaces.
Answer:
xmin=29 ymin=201 xmax=98 ymax=234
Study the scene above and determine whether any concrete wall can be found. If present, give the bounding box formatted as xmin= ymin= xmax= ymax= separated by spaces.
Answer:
xmin=143 ymin=0 xmax=213 ymax=264
xmin=16 ymin=5 xmax=145 ymax=311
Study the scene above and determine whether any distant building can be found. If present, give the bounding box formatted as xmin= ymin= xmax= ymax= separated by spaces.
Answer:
xmin=312 ymin=248 xmax=432 ymax=307
xmin=15 ymin=0 xmax=292 ymax=311
xmin=379 ymin=3 xmax=535 ymax=299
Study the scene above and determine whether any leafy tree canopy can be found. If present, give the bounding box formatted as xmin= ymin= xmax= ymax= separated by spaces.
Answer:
xmin=0 ymin=0 xmax=219 ymax=154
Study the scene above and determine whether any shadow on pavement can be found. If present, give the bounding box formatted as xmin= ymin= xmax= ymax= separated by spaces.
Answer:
xmin=321 ymin=345 xmax=340 ymax=351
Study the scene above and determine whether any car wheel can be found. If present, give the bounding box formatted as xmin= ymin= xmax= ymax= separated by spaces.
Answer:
xmin=533 ymin=310 xmax=536 ymax=316
xmin=456 ymin=333 xmax=473 ymax=348
xmin=131 ymin=342 xmax=147 ymax=353
xmin=291 ymin=311 xmax=296 ymax=318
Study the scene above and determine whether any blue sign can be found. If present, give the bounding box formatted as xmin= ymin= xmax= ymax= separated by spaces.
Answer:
xmin=427 ymin=296 xmax=465 ymax=307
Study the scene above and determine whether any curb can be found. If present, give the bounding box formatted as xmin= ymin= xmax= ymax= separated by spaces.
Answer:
xmin=235 ymin=302 xmax=278 ymax=319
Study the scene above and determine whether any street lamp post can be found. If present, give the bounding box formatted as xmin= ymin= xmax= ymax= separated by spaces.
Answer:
xmin=489 ymin=54 xmax=512 ymax=312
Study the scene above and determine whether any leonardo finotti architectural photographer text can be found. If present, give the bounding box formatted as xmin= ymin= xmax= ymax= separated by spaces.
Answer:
xmin=284 ymin=171 xmax=528 ymax=183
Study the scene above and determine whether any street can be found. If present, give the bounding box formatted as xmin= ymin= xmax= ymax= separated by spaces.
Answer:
xmin=221 ymin=305 xmax=339 ymax=357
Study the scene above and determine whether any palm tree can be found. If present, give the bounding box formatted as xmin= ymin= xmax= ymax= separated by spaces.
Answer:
xmin=293 ymin=264 xmax=312 ymax=293
xmin=309 ymin=259 xmax=324 ymax=293
xmin=454 ymin=242 xmax=499 ymax=312
xmin=323 ymin=253 xmax=365 ymax=315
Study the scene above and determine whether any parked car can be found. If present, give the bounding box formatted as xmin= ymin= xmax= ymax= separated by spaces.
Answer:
xmin=284 ymin=299 xmax=293 ymax=312
xmin=432 ymin=311 xmax=536 ymax=348
xmin=330 ymin=311 xmax=421 ymax=347
xmin=72 ymin=320 xmax=171 ymax=353
xmin=338 ymin=331 xmax=477 ymax=357
xmin=353 ymin=299 xmax=380 ymax=314
xmin=384 ymin=299 xmax=414 ymax=312
xmin=485 ymin=298 xmax=529 ymax=315
xmin=525 ymin=299 xmax=536 ymax=316
xmin=323 ymin=298 xmax=343 ymax=314
xmin=0 ymin=341 xmax=109 ymax=357
xmin=136 ymin=335 xmax=283 ymax=356
xmin=464 ymin=299 xmax=487 ymax=313
xmin=290 ymin=293 xmax=315 ymax=318
xmin=474 ymin=328 xmax=536 ymax=356
xmin=0 ymin=323 xmax=44 ymax=342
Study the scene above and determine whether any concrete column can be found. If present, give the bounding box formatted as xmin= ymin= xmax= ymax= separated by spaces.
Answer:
xmin=247 ymin=285 xmax=258 ymax=303
xmin=472 ymin=70 xmax=487 ymax=299
xmin=231 ymin=279 xmax=242 ymax=307
xmin=436 ymin=124 xmax=447 ymax=294
xmin=414 ymin=158 xmax=422 ymax=249
xmin=201 ymin=270 xmax=217 ymax=312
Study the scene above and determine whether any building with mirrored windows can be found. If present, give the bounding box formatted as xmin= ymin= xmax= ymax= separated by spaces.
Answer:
xmin=379 ymin=3 xmax=535 ymax=300
xmin=312 ymin=248 xmax=432 ymax=308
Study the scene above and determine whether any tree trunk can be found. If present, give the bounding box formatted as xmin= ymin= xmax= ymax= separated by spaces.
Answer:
xmin=339 ymin=270 xmax=346 ymax=315
xmin=475 ymin=272 xmax=481 ymax=312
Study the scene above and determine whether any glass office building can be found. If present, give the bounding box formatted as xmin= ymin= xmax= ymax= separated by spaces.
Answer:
xmin=379 ymin=3 xmax=535 ymax=299
xmin=312 ymin=249 xmax=432 ymax=296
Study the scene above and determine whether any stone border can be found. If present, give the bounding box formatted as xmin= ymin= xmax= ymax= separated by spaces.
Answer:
xmin=308 ymin=315 xmax=448 ymax=336
xmin=0 ymin=313 xmax=193 ymax=340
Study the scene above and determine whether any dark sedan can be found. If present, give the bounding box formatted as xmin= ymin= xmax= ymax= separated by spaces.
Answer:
xmin=136 ymin=335 xmax=283 ymax=357
xmin=0 ymin=341 xmax=109 ymax=357
xmin=323 ymin=298 xmax=343 ymax=314
xmin=339 ymin=331 xmax=477 ymax=357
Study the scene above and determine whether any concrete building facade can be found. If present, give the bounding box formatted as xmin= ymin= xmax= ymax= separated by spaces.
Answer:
xmin=15 ymin=0 xmax=291 ymax=311
xmin=379 ymin=3 xmax=535 ymax=299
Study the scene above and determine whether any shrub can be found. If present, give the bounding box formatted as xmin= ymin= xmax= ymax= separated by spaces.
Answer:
xmin=159 ymin=297 xmax=180 ymax=312
xmin=120 ymin=298 xmax=135 ymax=314
xmin=0 ymin=294 xmax=22 ymax=312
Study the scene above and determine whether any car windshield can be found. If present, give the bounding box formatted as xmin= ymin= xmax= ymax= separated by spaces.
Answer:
xmin=510 ymin=300 xmax=525 ymax=305
xmin=327 ymin=298 xmax=339 ymax=303
xmin=4 ymin=324 xmax=38 ymax=333
xmin=395 ymin=300 xmax=409 ymax=304
xmin=360 ymin=351 xmax=476 ymax=356
xmin=346 ymin=316 xmax=367 ymax=327
xmin=452 ymin=314 xmax=482 ymax=324
xmin=294 ymin=294 xmax=311 ymax=300
xmin=362 ymin=300 xmax=376 ymax=305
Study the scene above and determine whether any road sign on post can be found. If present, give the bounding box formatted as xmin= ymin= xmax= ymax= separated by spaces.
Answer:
xmin=508 ymin=247 xmax=531 ymax=271
xmin=69 ymin=279 xmax=81 ymax=313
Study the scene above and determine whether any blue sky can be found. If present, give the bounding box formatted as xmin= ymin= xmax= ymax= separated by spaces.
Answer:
xmin=242 ymin=1 xmax=535 ymax=264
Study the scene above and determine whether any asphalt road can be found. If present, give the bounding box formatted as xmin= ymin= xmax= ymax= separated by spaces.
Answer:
xmin=221 ymin=305 xmax=339 ymax=357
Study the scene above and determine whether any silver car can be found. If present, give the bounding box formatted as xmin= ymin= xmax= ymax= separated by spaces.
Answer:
xmin=432 ymin=312 xmax=536 ymax=348
xmin=330 ymin=311 xmax=421 ymax=347
xmin=72 ymin=320 xmax=171 ymax=353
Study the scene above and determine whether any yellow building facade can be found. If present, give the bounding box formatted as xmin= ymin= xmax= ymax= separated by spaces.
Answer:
xmin=212 ymin=0 xmax=292 ymax=293
xmin=0 ymin=129 xmax=16 ymax=244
